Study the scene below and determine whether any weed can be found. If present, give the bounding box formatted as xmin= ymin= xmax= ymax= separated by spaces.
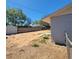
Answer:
xmin=32 ymin=44 xmax=39 ymax=47
xmin=39 ymin=39 xmax=47 ymax=44
xmin=43 ymin=35 xmax=49 ymax=40
xmin=39 ymin=34 xmax=49 ymax=44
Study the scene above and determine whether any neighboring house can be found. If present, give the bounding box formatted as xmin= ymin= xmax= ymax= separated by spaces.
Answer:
xmin=42 ymin=3 xmax=72 ymax=45
xmin=6 ymin=25 xmax=17 ymax=34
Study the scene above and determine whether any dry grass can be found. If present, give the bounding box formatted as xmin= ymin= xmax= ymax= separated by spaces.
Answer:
xmin=6 ymin=30 xmax=68 ymax=59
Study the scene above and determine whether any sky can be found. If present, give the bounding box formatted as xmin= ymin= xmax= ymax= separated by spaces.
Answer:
xmin=6 ymin=0 xmax=72 ymax=22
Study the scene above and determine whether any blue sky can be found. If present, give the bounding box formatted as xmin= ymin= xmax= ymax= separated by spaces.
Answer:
xmin=6 ymin=0 xmax=72 ymax=22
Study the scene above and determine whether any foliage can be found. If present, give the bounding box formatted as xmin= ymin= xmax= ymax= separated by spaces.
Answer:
xmin=24 ymin=17 xmax=31 ymax=26
xmin=6 ymin=8 xmax=31 ymax=26
xmin=33 ymin=19 xmax=50 ymax=29
xmin=32 ymin=20 xmax=40 ymax=24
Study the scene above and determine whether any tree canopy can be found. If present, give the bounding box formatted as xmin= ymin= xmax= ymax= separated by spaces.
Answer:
xmin=33 ymin=19 xmax=50 ymax=28
xmin=6 ymin=8 xmax=31 ymax=26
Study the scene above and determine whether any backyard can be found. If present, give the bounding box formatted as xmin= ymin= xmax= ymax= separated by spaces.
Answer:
xmin=6 ymin=30 xmax=68 ymax=59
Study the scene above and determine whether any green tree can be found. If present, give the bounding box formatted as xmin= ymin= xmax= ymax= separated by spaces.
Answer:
xmin=6 ymin=8 xmax=31 ymax=26
xmin=33 ymin=20 xmax=39 ymax=24
xmin=33 ymin=19 xmax=50 ymax=28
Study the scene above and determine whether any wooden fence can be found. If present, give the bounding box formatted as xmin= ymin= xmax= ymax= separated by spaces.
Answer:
xmin=17 ymin=27 xmax=42 ymax=33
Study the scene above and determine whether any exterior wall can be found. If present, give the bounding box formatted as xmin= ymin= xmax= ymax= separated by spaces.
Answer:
xmin=51 ymin=14 xmax=72 ymax=44
xmin=6 ymin=25 xmax=17 ymax=34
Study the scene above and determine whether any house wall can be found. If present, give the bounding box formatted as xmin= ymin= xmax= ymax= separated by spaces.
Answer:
xmin=6 ymin=25 xmax=17 ymax=34
xmin=51 ymin=14 xmax=72 ymax=44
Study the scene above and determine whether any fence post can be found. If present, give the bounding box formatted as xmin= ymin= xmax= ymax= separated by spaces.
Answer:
xmin=65 ymin=33 xmax=72 ymax=59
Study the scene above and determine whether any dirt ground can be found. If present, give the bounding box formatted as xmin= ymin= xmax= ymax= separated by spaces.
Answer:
xmin=6 ymin=30 xmax=68 ymax=59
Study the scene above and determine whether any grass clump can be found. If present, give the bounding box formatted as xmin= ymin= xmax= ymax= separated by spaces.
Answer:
xmin=32 ymin=43 xmax=39 ymax=47
xmin=43 ymin=35 xmax=49 ymax=40
xmin=39 ymin=34 xmax=49 ymax=44
xmin=40 ymin=39 xmax=47 ymax=44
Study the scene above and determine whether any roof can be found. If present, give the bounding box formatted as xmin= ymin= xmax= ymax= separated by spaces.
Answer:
xmin=42 ymin=3 xmax=72 ymax=24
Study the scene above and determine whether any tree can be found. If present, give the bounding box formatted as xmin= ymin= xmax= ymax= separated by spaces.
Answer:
xmin=33 ymin=19 xmax=50 ymax=29
xmin=24 ymin=17 xmax=31 ymax=26
xmin=6 ymin=8 xmax=31 ymax=26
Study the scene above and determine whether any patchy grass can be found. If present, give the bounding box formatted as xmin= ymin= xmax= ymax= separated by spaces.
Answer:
xmin=32 ymin=43 xmax=39 ymax=47
xmin=40 ymin=39 xmax=46 ymax=44
xmin=7 ymin=30 xmax=68 ymax=59
xmin=43 ymin=36 xmax=49 ymax=39
xmin=39 ymin=34 xmax=50 ymax=44
xmin=31 ymin=33 xmax=50 ymax=46
xmin=31 ymin=33 xmax=50 ymax=47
